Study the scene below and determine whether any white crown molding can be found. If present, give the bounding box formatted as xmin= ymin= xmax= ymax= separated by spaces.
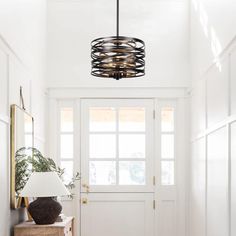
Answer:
xmin=47 ymin=87 xmax=189 ymax=99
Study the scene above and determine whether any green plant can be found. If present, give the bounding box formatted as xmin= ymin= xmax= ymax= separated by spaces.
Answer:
xmin=15 ymin=147 xmax=80 ymax=197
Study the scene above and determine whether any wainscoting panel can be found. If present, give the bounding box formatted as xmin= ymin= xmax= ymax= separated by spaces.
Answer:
xmin=191 ymin=80 xmax=206 ymax=138
xmin=0 ymin=121 xmax=9 ymax=236
xmin=190 ymin=35 xmax=236 ymax=236
xmin=207 ymin=127 xmax=228 ymax=236
xmin=0 ymin=45 xmax=10 ymax=236
xmin=0 ymin=48 xmax=8 ymax=116
xmin=231 ymin=122 xmax=236 ymax=236
xmin=0 ymin=33 xmax=44 ymax=236
xmin=230 ymin=49 xmax=236 ymax=115
xmin=190 ymin=138 xmax=206 ymax=236
xmin=206 ymin=59 xmax=228 ymax=128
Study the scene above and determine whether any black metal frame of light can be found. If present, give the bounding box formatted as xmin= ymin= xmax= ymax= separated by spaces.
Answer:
xmin=91 ymin=0 xmax=145 ymax=80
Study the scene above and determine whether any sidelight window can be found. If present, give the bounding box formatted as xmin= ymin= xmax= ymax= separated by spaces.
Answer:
xmin=161 ymin=107 xmax=175 ymax=185
xmin=59 ymin=105 xmax=74 ymax=184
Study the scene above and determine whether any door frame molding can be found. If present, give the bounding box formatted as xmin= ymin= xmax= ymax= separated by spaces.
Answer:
xmin=80 ymin=98 xmax=155 ymax=193
xmin=47 ymin=88 xmax=189 ymax=236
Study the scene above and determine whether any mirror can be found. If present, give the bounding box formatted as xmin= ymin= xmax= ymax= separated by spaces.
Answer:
xmin=10 ymin=104 xmax=34 ymax=209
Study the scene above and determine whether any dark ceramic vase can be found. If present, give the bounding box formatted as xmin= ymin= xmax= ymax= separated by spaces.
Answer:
xmin=28 ymin=197 xmax=62 ymax=225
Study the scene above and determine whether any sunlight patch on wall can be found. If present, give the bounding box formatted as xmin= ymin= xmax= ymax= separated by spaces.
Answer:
xmin=192 ymin=0 xmax=223 ymax=72
xmin=211 ymin=27 xmax=223 ymax=72
xmin=199 ymin=3 xmax=209 ymax=38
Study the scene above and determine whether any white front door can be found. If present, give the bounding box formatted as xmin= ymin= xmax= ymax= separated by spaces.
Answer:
xmin=80 ymin=99 xmax=155 ymax=236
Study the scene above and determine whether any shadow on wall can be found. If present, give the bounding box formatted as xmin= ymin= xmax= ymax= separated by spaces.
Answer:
xmin=192 ymin=0 xmax=223 ymax=72
xmin=10 ymin=209 xmax=26 ymax=236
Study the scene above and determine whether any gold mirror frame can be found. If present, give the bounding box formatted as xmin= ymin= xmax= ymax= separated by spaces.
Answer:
xmin=10 ymin=104 xmax=34 ymax=209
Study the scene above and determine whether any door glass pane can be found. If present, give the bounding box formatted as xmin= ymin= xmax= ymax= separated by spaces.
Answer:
xmin=161 ymin=134 xmax=174 ymax=159
xmin=61 ymin=107 xmax=73 ymax=132
xmin=90 ymin=107 xmax=116 ymax=132
xmin=119 ymin=134 xmax=145 ymax=158
xmin=89 ymin=161 xmax=116 ymax=185
xmin=119 ymin=161 xmax=145 ymax=185
xmin=90 ymin=134 xmax=116 ymax=158
xmin=161 ymin=107 xmax=174 ymax=132
xmin=61 ymin=161 xmax=73 ymax=184
xmin=119 ymin=107 xmax=145 ymax=131
xmin=61 ymin=134 xmax=73 ymax=158
xmin=161 ymin=161 xmax=174 ymax=185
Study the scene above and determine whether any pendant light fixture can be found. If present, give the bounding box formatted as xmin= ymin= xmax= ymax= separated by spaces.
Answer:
xmin=91 ymin=0 xmax=145 ymax=80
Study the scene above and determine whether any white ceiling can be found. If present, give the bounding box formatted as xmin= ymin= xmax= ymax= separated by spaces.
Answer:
xmin=47 ymin=0 xmax=189 ymax=88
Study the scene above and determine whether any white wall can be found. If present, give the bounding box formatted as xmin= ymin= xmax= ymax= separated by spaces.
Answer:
xmin=0 ymin=1 xmax=47 ymax=235
xmin=46 ymin=0 xmax=189 ymax=88
xmin=189 ymin=0 xmax=236 ymax=236
xmin=190 ymin=0 xmax=236 ymax=85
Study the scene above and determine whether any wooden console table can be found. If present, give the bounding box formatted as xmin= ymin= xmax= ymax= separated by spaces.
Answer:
xmin=14 ymin=216 xmax=74 ymax=236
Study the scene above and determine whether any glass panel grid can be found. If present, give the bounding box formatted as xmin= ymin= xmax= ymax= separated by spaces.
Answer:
xmin=88 ymin=106 xmax=147 ymax=186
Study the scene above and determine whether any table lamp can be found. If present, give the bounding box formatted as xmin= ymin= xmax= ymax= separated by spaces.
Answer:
xmin=20 ymin=172 xmax=70 ymax=225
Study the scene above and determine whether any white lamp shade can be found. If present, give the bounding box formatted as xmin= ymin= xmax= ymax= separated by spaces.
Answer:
xmin=20 ymin=172 xmax=71 ymax=197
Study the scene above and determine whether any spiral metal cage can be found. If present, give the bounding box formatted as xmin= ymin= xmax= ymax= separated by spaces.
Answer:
xmin=91 ymin=36 xmax=145 ymax=80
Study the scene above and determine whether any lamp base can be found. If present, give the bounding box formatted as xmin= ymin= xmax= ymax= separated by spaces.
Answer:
xmin=28 ymin=197 xmax=62 ymax=225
